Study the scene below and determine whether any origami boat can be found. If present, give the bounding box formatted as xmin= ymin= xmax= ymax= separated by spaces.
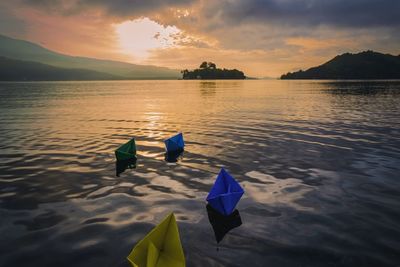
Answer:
xmin=164 ymin=133 xmax=184 ymax=153
xmin=206 ymin=168 xmax=244 ymax=216
xmin=115 ymin=138 xmax=136 ymax=161
xmin=206 ymin=204 xmax=242 ymax=243
xmin=127 ymin=213 xmax=185 ymax=267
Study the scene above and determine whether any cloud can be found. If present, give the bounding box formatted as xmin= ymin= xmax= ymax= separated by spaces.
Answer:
xmin=13 ymin=0 xmax=400 ymax=45
xmin=80 ymin=0 xmax=195 ymax=17
xmin=206 ymin=0 xmax=400 ymax=28
xmin=20 ymin=0 xmax=400 ymax=28
xmin=19 ymin=0 xmax=197 ymax=19
xmin=114 ymin=18 xmax=181 ymax=59
xmin=141 ymin=0 xmax=400 ymax=61
xmin=0 ymin=2 xmax=27 ymax=37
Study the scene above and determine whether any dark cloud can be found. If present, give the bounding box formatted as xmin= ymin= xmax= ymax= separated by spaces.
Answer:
xmin=16 ymin=0 xmax=400 ymax=29
xmin=0 ymin=3 xmax=27 ymax=37
xmin=79 ymin=0 xmax=195 ymax=17
xmin=164 ymin=0 xmax=400 ymax=53
xmin=21 ymin=0 xmax=61 ymax=6
xmin=211 ymin=0 xmax=400 ymax=28
xmin=19 ymin=0 xmax=196 ymax=18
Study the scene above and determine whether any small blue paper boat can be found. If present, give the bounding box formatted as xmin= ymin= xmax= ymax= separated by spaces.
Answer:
xmin=165 ymin=133 xmax=185 ymax=153
xmin=206 ymin=168 xmax=244 ymax=216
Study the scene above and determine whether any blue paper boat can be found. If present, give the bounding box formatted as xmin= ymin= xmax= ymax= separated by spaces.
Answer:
xmin=165 ymin=133 xmax=185 ymax=153
xmin=206 ymin=168 xmax=244 ymax=216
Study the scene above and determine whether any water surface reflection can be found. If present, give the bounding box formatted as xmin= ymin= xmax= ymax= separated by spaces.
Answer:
xmin=0 ymin=80 xmax=399 ymax=267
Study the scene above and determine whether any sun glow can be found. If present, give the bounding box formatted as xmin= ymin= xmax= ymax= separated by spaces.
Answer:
xmin=115 ymin=17 xmax=180 ymax=60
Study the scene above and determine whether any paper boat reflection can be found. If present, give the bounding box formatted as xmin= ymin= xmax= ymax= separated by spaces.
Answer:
xmin=206 ymin=204 xmax=242 ymax=243
xmin=165 ymin=150 xmax=184 ymax=163
xmin=116 ymin=157 xmax=137 ymax=177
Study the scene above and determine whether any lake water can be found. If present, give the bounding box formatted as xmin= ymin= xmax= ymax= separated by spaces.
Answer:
xmin=0 ymin=80 xmax=399 ymax=267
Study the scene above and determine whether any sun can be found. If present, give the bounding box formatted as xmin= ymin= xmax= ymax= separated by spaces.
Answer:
xmin=115 ymin=17 xmax=180 ymax=60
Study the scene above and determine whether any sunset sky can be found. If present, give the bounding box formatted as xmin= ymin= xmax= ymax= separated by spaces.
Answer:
xmin=1 ymin=0 xmax=399 ymax=77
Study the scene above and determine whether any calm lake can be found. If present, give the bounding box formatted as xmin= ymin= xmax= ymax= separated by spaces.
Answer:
xmin=0 ymin=80 xmax=399 ymax=267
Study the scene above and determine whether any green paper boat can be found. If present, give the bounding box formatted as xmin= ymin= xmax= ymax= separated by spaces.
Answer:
xmin=127 ymin=213 xmax=185 ymax=267
xmin=115 ymin=138 xmax=136 ymax=161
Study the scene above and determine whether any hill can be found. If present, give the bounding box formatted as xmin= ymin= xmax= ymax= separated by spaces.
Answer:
xmin=0 ymin=35 xmax=180 ymax=79
xmin=281 ymin=51 xmax=400 ymax=80
xmin=0 ymin=56 xmax=122 ymax=81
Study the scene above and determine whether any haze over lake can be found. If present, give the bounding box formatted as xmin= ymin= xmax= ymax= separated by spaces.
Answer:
xmin=0 ymin=80 xmax=399 ymax=267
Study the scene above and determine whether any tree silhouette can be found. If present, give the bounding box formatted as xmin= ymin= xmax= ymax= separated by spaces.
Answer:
xmin=199 ymin=61 xmax=208 ymax=69
xmin=208 ymin=62 xmax=216 ymax=69
xmin=181 ymin=69 xmax=189 ymax=76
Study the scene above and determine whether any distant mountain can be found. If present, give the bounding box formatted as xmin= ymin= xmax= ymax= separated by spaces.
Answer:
xmin=0 ymin=56 xmax=123 ymax=81
xmin=281 ymin=51 xmax=400 ymax=80
xmin=0 ymin=34 xmax=180 ymax=79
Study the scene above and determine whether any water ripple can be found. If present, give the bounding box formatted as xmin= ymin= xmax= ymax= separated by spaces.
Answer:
xmin=0 ymin=80 xmax=400 ymax=266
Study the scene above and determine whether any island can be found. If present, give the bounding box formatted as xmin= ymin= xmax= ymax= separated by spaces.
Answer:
xmin=281 ymin=51 xmax=400 ymax=80
xmin=182 ymin=62 xmax=246 ymax=79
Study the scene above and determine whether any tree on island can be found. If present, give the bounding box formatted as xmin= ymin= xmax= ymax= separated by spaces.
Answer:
xmin=199 ymin=61 xmax=207 ymax=69
xmin=199 ymin=61 xmax=216 ymax=70
xmin=182 ymin=62 xmax=246 ymax=79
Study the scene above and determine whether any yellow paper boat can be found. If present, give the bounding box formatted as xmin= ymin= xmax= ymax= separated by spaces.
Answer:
xmin=127 ymin=213 xmax=186 ymax=267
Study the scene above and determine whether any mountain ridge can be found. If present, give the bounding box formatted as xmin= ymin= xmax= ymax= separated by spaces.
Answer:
xmin=281 ymin=51 xmax=400 ymax=80
xmin=0 ymin=56 xmax=124 ymax=81
xmin=0 ymin=34 xmax=180 ymax=79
